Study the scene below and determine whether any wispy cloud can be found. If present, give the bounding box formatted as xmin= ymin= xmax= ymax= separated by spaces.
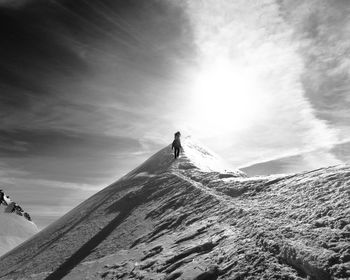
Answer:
xmin=279 ymin=0 xmax=350 ymax=133
xmin=0 ymin=0 xmax=30 ymax=8
xmin=181 ymin=0 xmax=341 ymax=167
xmin=0 ymin=163 xmax=102 ymax=229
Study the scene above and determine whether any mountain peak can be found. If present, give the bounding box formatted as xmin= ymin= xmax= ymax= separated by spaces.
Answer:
xmin=0 ymin=191 xmax=38 ymax=256
xmin=125 ymin=137 xmax=245 ymax=179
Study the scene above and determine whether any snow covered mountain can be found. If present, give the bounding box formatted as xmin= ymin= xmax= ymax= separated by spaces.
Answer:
xmin=0 ymin=139 xmax=349 ymax=280
xmin=0 ymin=195 xmax=38 ymax=256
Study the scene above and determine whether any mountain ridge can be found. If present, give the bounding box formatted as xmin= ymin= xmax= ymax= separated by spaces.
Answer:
xmin=0 ymin=139 xmax=349 ymax=280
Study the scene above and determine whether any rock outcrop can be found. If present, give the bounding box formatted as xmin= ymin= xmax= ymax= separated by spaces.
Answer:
xmin=0 ymin=193 xmax=38 ymax=256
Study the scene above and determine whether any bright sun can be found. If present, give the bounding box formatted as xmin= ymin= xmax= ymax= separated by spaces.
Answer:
xmin=190 ymin=59 xmax=261 ymax=134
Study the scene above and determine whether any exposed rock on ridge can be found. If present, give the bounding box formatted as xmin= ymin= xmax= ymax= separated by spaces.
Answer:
xmin=0 ymin=192 xmax=38 ymax=256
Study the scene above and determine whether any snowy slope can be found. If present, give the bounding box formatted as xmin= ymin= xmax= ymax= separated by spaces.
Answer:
xmin=124 ymin=137 xmax=245 ymax=179
xmin=0 ymin=139 xmax=349 ymax=280
xmin=0 ymin=201 xmax=38 ymax=256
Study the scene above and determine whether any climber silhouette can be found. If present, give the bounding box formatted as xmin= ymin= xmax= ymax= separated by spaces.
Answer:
xmin=172 ymin=131 xmax=182 ymax=159
xmin=0 ymin=190 xmax=4 ymax=205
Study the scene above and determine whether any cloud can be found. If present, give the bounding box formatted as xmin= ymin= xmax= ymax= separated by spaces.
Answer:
xmin=0 ymin=177 xmax=99 ymax=229
xmin=0 ymin=0 xmax=30 ymax=8
xmin=181 ymin=0 xmax=340 ymax=167
xmin=0 ymin=159 xmax=103 ymax=229
xmin=0 ymin=129 xmax=148 ymax=187
xmin=278 ymin=0 xmax=350 ymax=134
xmin=0 ymin=0 xmax=194 ymax=136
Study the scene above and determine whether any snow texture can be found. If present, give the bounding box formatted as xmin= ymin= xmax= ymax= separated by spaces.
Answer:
xmin=0 ymin=139 xmax=349 ymax=280
xmin=0 ymin=201 xmax=38 ymax=256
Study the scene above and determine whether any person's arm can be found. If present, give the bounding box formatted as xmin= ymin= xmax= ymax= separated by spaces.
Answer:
xmin=171 ymin=140 xmax=174 ymax=150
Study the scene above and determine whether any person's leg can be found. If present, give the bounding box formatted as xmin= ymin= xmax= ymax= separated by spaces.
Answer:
xmin=176 ymin=148 xmax=180 ymax=158
xmin=174 ymin=148 xmax=177 ymax=159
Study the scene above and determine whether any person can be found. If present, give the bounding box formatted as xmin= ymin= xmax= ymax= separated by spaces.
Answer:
xmin=172 ymin=131 xmax=182 ymax=159
xmin=0 ymin=190 xmax=4 ymax=205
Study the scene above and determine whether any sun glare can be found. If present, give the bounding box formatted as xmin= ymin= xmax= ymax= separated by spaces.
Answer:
xmin=190 ymin=59 xmax=261 ymax=134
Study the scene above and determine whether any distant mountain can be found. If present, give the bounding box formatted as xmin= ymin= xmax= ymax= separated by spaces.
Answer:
xmin=0 ymin=139 xmax=349 ymax=280
xmin=242 ymin=141 xmax=350 ymax=176
xmin=0 ymin=194 xmax=38 ymax=256
xmin=331 ymin=140 xmax=350 ymax=163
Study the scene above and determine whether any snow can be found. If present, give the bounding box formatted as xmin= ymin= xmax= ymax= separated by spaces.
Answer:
xmin=0 ymin=205 xmax=38 ymax=256
xmin=125 ymin=136 xmax=245 ymax=179
xmin=181 ymin=137 xmax=238 ymax=173
xmin=0 ymin=142 xmax=349 ymax=280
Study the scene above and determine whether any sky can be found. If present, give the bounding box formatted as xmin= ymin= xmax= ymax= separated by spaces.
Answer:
xmin=0 ymin=0 xmax=349 ymax=229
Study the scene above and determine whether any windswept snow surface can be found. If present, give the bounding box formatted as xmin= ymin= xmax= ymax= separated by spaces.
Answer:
xmin=125 ymin=137 xmax=245 ymax=178
xmin=0 ymin=204 xmax=38 ymax=256
xmin=0 ymin=141 xmax=349 ymax=280
xmin=181 ymin=137 xmax=245 ymax=175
